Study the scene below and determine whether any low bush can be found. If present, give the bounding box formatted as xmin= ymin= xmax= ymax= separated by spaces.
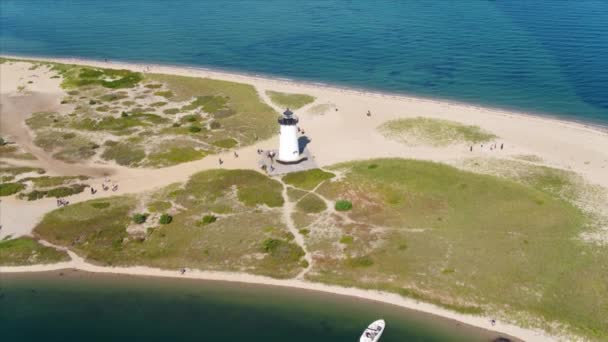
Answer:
xmin=159 ymin=213 xmax=173 ymax=225
xmin=132 ymin=213 xmax=149 ymax=224
xmin=201 ymin=214 xmax=217 ymax=225
xmin=334 ymin=200 xmax=353 ymax=211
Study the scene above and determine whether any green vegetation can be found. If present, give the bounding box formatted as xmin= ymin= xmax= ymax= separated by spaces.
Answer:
xmin=146 ymin=73 xmax=278 ymax=144
xmin=212 ymin=138 xmax=238 ymax=149
xmin=53 ymin=65 xmax=143 ymax=89
xmin=21 ymin=175 xmax=88 ymax=188
xmin=282 ymin=169 xmax=335 ymax=190
xmin=378 ymin=117 xmax=497 ymax=146
xmin=0 ymin=144 xmax=37 ymax=160
xmin=101 ymin=142 xmax=146 ymax=166
xmin=296 ymin=193 xmax=327 ymax=213
xmin=16 ymin=60 xmax=283 ymax=169
xmin=0 ymin=182 xmax=26 ymax=196
xmin=262 ymin=238 xmax=305 ymax=264
xmin=159 ymin=214 xmax=173 ymax=225
xmin=146 ymin=147 xmax=207 ymax=167
xmin=0 ymin=237 xmax=69 ymax=266
xmin=266 ymin=90 xmax=315 ymax=110
xmin=334 ymin=200 xmax=352 ymax=211
xmin=34 ymin=169 xmax=302 ymax=278
xmin=132 ymin=213 xmax=149 ymax=224
xmin=21 ymin=184 xmax=87 ymax=201
xmin=33 ymin=130 xmax=98 ymax=163
xmin=200 ymin=214 xmax=218 ymax=225
xmin=304 ymin=158 xmax=607 ymax=340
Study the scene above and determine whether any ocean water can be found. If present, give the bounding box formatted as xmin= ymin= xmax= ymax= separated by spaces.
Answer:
xmin=0 ymin=0 xmax=608 ymax=124
xmin=1 ymin=0 xmax=607 ymax=124
xmin=0 ymin=272 xmax=510 ymax=342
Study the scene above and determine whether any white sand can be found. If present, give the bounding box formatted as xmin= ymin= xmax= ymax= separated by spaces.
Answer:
xmin=1 ymin=55 xmax=607 ymax=341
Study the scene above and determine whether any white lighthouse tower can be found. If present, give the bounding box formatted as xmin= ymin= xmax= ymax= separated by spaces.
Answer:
xmin=277 ymin=108 xmax=301 ymax=164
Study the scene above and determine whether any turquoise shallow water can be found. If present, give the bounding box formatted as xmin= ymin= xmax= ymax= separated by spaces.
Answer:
xmin=1 ymin=0 xmax=607 ymax=124
xmin=0 ymin=271 xmax=512 ymax=342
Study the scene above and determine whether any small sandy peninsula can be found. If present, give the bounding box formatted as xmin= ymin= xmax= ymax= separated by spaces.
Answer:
xmin=1 ymin=55 xmax=607 ymax=342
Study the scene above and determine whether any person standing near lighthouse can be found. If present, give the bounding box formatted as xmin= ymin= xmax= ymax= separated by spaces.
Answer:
xmin=277 ymin=108 xmax=300 ymax=163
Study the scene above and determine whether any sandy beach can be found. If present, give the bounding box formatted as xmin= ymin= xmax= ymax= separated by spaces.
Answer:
xmin=2 ymin=55 xmax=608 ymax=342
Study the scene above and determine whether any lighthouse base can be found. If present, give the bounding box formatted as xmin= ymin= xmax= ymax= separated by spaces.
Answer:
xmin=259 ymin=149 xmax=316 ymax=176
xmin=276 ymin=156 xmax=308 ymax=165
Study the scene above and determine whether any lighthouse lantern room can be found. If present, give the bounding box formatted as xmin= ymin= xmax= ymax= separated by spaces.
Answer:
xmin=277 ymin=108 xmax=300 ymax=163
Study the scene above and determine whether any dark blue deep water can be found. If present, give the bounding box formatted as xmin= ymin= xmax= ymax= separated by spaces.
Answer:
xmin=0 ymin=272 xmax=509 ymax=342
xmin=1 ymin=1 xmax=608 ymax=124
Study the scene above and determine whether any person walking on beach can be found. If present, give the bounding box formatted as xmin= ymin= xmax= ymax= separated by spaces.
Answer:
xmin=219 ymin=158 xmax=223 ymax=165
xmin=470 ymin=145 xmax=473 ymax=152
xmin=500 ymin=143 xmax=504 ymax=150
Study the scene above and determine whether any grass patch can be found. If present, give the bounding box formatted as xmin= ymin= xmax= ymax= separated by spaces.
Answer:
xmin=147 ymin=201 xmax=171 ymax=213
xmin=0 ymin=182 xmax=26 ymax=196
xmin=21 ymin=184 xmax=87 ymax=201
xmin=334 ymin=200 xmax=352 ymax=211
xmin=159 ymin=214 xmax=173 ymax=224
xmin=378 ymin=117 xmax=497 ymax=146
xmin=212 ymin=138 xmax=238 ymax=149
xmin=0 ymin=237 xmax=69 ymax=266
xmin=282 ymin=169 xmax=335 ymax=190
xmin=101 ymin=142 xmax=146 ymax=166
xmin=147 ymin=147 xmax=207 ymax=167
xmin=54 ymin=65 xmax=142 ymax=89
xmin=20 ymin=175 xmax=88 ymax=188
xmin=296 ymin=193 xmax=327 ymax=213
xmin=266 ymin=90 xmax=315 ymax=110
xmin=308 ymin=158 xmax=607 ymax=340
xmin=146 ymin=73 xmax=278 ymax=144
xmin=200 ymin=214 xmax=218 ymax=225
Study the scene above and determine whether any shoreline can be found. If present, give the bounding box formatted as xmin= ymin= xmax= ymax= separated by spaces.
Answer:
xmin=2 ymin=54 xmax=605 ymax=341
xmin=3 ymin=53 xmax=608 ymax=135
xmin=0 ymin=259 xmax=550 ymax=342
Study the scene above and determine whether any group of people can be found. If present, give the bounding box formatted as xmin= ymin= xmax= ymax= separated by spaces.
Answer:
xmin=56 ymin=198 xmax=69 ymax=207
xmin=470 ymin=143 xmax=504 ymax=152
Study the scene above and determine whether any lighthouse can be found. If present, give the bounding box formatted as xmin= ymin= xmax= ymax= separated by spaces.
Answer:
xmin=277 ymin=108 xmax=301 ymax=164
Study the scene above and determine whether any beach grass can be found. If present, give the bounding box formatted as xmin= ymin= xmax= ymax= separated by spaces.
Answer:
xmin=282 ymin=168 xmax=335 ymax=190
xmin=146 ymin=73 xmax=278 ymax=144
xmin=304 ymin=158 xmax=607 ymax=338
xmin=266 ymin=90 xmax=315 ymax=110
xmin=378 ymin=117 xmax=497 ymax=146
xmin=0 ymin=237 xmax=70 ymax=266
xmin=14 ymin=60 xmax=282 ymax=169
xmin=0 ymin=182 xmax=26 ymax=196
xmin=295 ymin=193 xmax=327 ymax=213
xmin=34 ymin=169 xmax=303 ymax=277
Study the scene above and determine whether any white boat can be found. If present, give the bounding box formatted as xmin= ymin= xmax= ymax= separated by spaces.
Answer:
xmin=359 ymin=319 xmax=385 ymax=342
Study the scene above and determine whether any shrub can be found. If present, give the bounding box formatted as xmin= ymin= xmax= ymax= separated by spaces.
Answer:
xmin=159 ymin=214 xmax=173 ymax=225
xmin=189 ymin=125 xmax=201 ymax=133
xmin=209 ymin=121 xmax=221 ymax=129
xmin=201 ymin=214 xmax=217 ymax=225
xmin=132 ymin=213 xmax=149 ymax=224
xmin=335 ymin=200 xmax=353 ymax=211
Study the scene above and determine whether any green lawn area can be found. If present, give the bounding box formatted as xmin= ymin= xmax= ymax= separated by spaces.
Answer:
xmin=34 ymin=169 xmax=304 ymax=278
xmin=304 ymin=158 xmax=607 ymax=340
xmin=282 ymin=168 xmax=335 ymax=190
xmin=0 ymin=237 xmax=69 ymax=266
xmin=265 ymin=90 xmax=315 ymax=110
xmin=378 ymin=117 xmax=497 ymax=146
